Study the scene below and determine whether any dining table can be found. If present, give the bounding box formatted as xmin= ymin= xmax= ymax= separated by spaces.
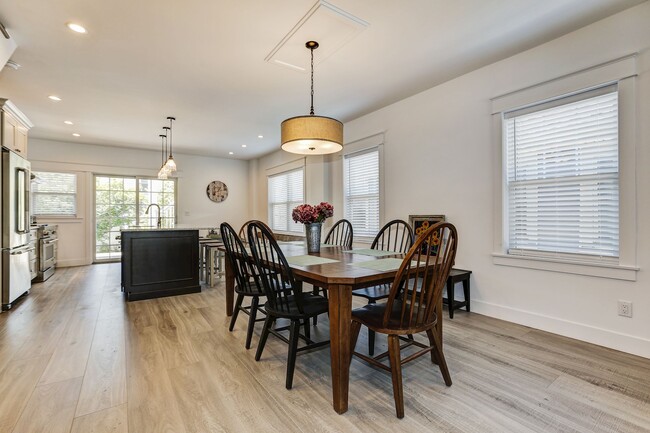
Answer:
xmin=220 ymin=241 xmax=444 ymax=415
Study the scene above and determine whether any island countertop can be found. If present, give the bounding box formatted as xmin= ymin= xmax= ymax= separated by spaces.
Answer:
xmin=120 ymin=225 xmax=217 ymax=232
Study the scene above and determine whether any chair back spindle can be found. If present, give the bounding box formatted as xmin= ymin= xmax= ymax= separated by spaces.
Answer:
xmin=220 ymin=222 xmax=260 ymax=295
xmin=384 ymin=222 xmax=457 ymax=329
xmin=239 ymin=220 xmax=273 ymax=244
xmin=247 ymin=222 xmax=304 ymax=315
xmin=324 ymin=219 xmax=353 ymax=249
xmin=372 ymin=219 xmax=414 ymax=253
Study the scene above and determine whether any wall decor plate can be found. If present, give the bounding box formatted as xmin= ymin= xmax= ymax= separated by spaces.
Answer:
xmin=206 ymin=181 xmax=228 ymax=203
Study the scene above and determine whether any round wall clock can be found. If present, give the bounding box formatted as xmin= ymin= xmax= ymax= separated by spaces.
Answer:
xmin=206 ymin=181 xmax=228 ymax=203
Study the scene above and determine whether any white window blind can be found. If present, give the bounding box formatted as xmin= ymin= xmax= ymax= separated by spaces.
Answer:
xmin=505 ymin=85 xmax=619 ymax=258
xmin=32 ymin=171 xmax=77 ymax=216
xmin=344 ymin=148 xmax=379 ymax=238
xmin=268 ymin=168 xmax=304 ymax=233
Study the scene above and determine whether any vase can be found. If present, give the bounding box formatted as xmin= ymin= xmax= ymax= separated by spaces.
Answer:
xmin=305 ymin=222 xmax=322 ymax=253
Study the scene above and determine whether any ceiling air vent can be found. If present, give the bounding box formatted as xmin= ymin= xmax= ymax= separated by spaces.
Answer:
xmin=265 ymin=0 xmax=368 ymax=72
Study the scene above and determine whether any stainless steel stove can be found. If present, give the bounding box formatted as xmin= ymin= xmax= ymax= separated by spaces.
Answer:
xmin=33 ymin=224 xmax=58 ymax=282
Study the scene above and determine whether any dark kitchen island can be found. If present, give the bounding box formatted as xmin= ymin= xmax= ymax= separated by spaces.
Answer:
xmin=120 ymin=228 xmax=200 ymax=301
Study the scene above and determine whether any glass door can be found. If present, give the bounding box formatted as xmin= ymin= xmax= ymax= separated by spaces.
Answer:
xmin=94 ymin=175 xmax=176 ymax=262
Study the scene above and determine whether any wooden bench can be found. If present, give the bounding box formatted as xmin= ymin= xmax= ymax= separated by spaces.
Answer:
xmin=444 ymin=268 xmax=472 ymax=318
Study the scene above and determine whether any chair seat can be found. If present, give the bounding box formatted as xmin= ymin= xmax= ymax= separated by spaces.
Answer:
xmin=351 ymin=283 xmax=391 ymax=301
xmin=264 ymin=294 xmax=329 ymax=319
xmin=234 ymin=280 xmax=265 ymax=296
xmin=352 ymin=300 xmax=436 ymax=335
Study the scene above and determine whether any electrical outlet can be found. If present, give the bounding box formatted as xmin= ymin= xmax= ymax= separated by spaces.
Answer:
xmin=618 ymin=300 xmax=633 ymax=318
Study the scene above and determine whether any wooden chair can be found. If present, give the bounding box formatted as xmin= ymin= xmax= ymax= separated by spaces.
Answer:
xmin=238 ymin=219 xmax=273 ymax=243
xmin=220 ymin=222 xmax=266 ymax=349
xmin=312 ymin=219 xmax=353 ymax=323
xmin=247 ymin=222 xmax=330 ymax=389
xmin=349 ymin=222 xmax=458 ymax=418
xmin=324 ymin=219 xmax=353 ymax=249
xmin=351 ymin=219 xmax=414 ymax=355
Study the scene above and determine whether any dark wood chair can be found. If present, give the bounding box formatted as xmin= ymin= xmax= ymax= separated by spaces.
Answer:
xmin=238 ymin=219 xmax=273 ymax=243
xmin=351 ymin=219 xmax=414 ymax=355
xmin=247 ymin=222 xmax=330 ymax=389
xmin=312 ymin=219 xmax=353 ymax=323
xmin=324 ymin=219 xmax=353 ymax=249
xmin=349 ymin=222 xmax=458 ymax=418
xmin=220 ymin=222 xmax=266 ymax=349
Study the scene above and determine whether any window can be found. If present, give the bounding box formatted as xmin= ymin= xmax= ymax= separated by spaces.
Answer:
xmin=95 ymin=175 xmax=176 ymax=261
xmin=344 ymin=148 xmax=379 ymax=238
xmin=268 ymin=168 xmax=304 ymax=233
xmin=492 ymin=55 xmax=637 ymax=280
xmin=32 ymin=171 xmax=77 ymax=216
xmin=504 ymin=86 xmax=619 ymax=259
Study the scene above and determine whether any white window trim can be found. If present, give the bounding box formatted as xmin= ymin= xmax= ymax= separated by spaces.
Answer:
xmin=266 ymin=158 xmax=306 ymax=235
xmin=491 ymin=55 xmax=638 ymax=281
xmin=342 ymin=132 xmax=385 ymax=244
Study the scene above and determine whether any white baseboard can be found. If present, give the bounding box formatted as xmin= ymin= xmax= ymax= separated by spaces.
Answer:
xmin=57 ymin=258 xmax=91 ymax=268
xmin=471 ymin=300 xmax=650 ymax=359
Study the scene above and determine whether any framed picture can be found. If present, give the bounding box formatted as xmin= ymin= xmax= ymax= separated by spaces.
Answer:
xmin=409 ymin=214 xmax=446 ymax=253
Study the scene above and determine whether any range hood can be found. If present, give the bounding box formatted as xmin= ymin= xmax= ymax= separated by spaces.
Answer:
xmin=0 ymin=22 xmax=17 ymax=71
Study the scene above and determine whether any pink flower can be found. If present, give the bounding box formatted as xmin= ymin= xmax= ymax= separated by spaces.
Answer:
xmin=292 ymin=202 xmax=334 ymax=224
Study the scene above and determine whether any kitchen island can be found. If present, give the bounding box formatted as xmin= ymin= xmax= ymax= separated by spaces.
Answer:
xmin=120 ymin=228 xmax=201 ymax=301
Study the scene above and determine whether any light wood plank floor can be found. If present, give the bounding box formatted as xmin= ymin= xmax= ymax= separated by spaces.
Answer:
xmin=0 ymin=263 xmax=649 ymax=433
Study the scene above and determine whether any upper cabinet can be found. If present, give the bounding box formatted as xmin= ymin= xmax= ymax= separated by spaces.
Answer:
xmin=1 ymin=99 xmax=33 ymax=157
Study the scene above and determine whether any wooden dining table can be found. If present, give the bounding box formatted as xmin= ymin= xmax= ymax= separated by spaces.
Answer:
xmin=220 ymin=242 xmax=444 ymax=415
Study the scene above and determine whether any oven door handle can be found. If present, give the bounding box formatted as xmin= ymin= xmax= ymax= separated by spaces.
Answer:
xmin=43 ymin=239 xmax=59 ymax=245
xmin=11 ymin=247 xmax=35 ymax=255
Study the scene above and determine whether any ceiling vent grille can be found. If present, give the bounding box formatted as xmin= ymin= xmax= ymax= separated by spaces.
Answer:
xmin=265 ymin=0 xmax=368 ymax=72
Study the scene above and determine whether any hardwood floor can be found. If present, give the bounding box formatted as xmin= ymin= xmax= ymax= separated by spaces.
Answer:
xmin=0 ymin=263 xmax=649 ymax=433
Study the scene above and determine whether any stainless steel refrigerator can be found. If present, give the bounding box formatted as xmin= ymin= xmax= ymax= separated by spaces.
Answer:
xmin=1 ymin=149 xmax=32 ymax=310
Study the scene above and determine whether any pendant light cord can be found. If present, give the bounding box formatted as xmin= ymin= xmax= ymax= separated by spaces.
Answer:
xmin=167 ymin=117 xmax=174 ymax=157
xmin=160 ymin=134 xmax=165 ymax=166
xmin=310 ymin=45 xmax=315 ymax=116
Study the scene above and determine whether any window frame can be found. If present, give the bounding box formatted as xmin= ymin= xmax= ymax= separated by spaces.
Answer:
xmin=343 ymin=146 xmax=381 ymax=241
xmin=31 ymin=170 xmax=80 ymax=218
xmin=267 ymin=166 xmax=305 ymax=234
xmin=491 ymin=55 xmax=638 ymax=281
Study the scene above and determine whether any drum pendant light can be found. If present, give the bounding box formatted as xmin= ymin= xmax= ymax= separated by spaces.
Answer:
xmin=281 ymin=41 xmax=343 ymax=155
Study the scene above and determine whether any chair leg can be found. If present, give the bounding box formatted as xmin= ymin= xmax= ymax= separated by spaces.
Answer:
xmin=387 ymin=334 xmax=405 ymax=419
xmin=349 ymin=320 xmax=362 ymax=365
xmin=303 ymin=318 xmax=311 ymax=340
xmin=255 ymin=316 xmax=274 ymax=361
xmin=229 ymin=293 xmax=244 ymax=332
xmin=367 ymin=300 xmax=377 ymax=356
xmin=245 ymin=296 xmax=259 ymax=350
xmin=286 ymin=320 xmax=300 ymax=390
xmin=427 ymin=329 xmax=452 ymax=386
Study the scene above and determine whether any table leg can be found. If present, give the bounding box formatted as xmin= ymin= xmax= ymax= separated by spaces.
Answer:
xmin=225 ymin=255 xmax=234 ymax=316
xmin=327 ymin=284 xmax=352 ymax=414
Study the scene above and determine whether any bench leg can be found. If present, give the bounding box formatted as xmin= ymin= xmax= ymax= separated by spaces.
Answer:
xmin=463 ymin=278 xmax=470 ymax=312
xmin=447 ymin=278 xmax=455 ymax=319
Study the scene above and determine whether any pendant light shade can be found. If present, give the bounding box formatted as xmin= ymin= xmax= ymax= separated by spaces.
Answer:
xmin=280 ymin=41 xmax=343 ymax=155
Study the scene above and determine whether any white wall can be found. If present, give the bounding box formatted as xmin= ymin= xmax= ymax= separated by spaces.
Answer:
xmin=250 ymin=3 xmax=650 ymax=358
xmin=29 ymin=138 xmax=249 ymax=266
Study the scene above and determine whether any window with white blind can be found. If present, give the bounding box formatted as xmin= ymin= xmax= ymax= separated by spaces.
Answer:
xmin=32 ymin=171 xmax=78 ymax=216
xmin=504 ymin=85 xmax=619 ymax=260
xmin=268 ymin=168 xmax=304 ymax=233
xmin=344 ymin=148 xmax=380 ymax=238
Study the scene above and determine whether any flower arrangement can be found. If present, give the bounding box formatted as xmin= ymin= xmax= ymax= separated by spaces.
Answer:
xmin=292 ymin=202 xmax=334 ymax=225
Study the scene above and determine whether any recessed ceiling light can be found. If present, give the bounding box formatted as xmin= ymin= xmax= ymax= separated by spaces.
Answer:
xmin=72 ymin=133 xmax=80 ymax=137
xmin=66 ymin=23 xmax=87 ymax=34
xmin=64 ymin=120 xmax=74 ymax=125
xmin=241 ymin=144 xmax=247 ymax=148
xmin=48 ymin=95 xmax=62 ymax=101
xmin=258 ymin=135 xmax=263 ymax=139
xmin=229 ymin=151 xmax=234 ymax=155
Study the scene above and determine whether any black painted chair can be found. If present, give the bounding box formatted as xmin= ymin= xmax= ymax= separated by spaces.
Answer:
xmin=351 ymin=219 xmax=414 ymax=356
xmin=247 ymin=222 xmax=330 ymax=389
xmin=350 ymin=222 xmax=458 ymax=418
xmin=324 ymin=219 xmax=353 ymax=249
xmin=220 ymin=222 xmax=266 ymax=350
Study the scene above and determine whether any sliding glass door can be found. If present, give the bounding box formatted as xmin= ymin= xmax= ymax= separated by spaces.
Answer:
xmin=94 ymin=175 xmax=176 ymax=262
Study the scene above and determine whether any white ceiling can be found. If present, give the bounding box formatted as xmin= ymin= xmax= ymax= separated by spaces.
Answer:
xmin=0 ymin=0 xmax=644 ymax=160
